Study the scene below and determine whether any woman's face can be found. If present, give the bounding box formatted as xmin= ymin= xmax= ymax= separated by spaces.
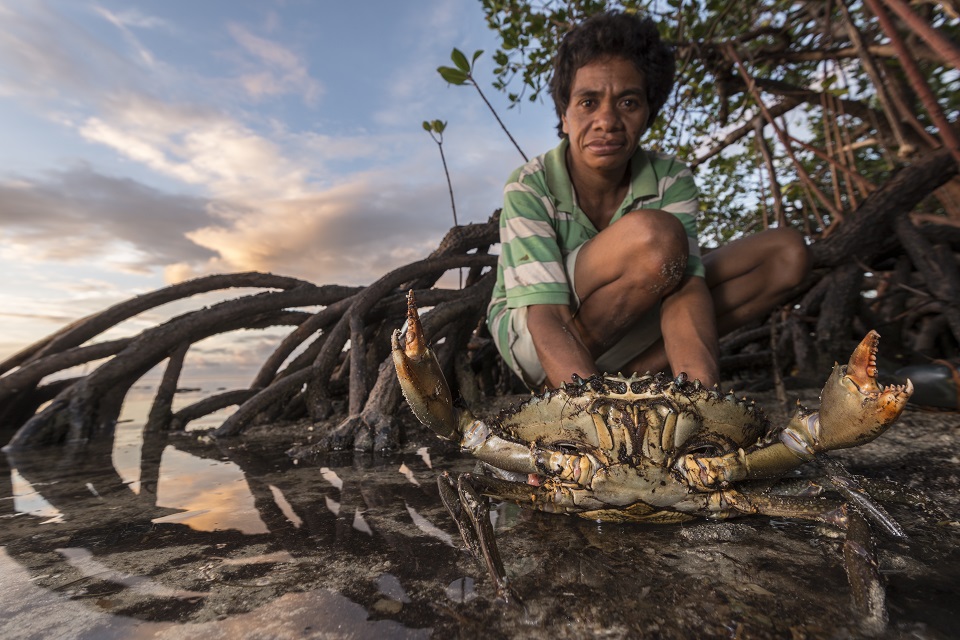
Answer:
xmin=562 ymin=56 xmax=650 ymax=178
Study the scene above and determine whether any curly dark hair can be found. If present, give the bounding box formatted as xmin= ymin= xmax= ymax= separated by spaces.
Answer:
xmin=550 ymin=11 xmax=675 ymax=137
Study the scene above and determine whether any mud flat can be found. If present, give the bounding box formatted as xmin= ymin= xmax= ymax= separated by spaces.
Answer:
xmin=1 ymin=389 xmax=957 ymax=639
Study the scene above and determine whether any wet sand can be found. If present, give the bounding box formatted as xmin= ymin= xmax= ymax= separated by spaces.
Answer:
xmin=1 ymin=389 xmax=957 ymax=639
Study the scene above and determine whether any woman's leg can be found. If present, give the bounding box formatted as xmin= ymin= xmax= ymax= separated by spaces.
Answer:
xmin=571 ymin=209 xmax=690 ymax=357
xmin=704 ymin=227 xmax=811 ymax=335
xmin=623 ymin=227 xmax=810 ymax=376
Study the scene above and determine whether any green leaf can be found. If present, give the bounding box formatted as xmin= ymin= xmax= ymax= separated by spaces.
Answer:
xmin=422 ymin=121 xmax=432 ymax=131
xmin=471 ymin=49 xmax=484 ymax=65
xmin=438 ymin=66 xmax=469 ymax=85
xmin=451 ymin=48 xmax=470 ymax=73
xmin=432 ymin=120 xmax=446 ymax=134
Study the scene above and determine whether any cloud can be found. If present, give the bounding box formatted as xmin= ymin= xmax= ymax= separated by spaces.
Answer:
xmin=0 ymin=310 xmax=78 ymax=324
xmin=226 ymin=23 xmax=323 ymax=106
xmin=0 ymin=165 xmax=217 ymax=272
xmin=169 ymin=171 xmax=462 ymax=286
xmin=0 ymin=1 xmax=140 ymax=100
xmin=0 ymin=153 xmax=492 ymax=290
xmin=94 ymin=5 xmax=173 ymax=68
xmin=78 ymin=92 xmax=309 ymax=199
xmin=0 ymin=2 xmax=521 ymax=292
xmin=95 ymin=6 xmax=170 ymax=31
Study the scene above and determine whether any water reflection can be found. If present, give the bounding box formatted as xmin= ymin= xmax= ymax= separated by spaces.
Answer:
xmin=58 ymin=547 xmax=207 ymax=599
xmin=268 ymin=485 xmax=302 ymax=528
xmin=0 ymin=548 xmax=431 ymax=639
xmin=405 ymin=503 xmax=455 ymax=547
xmin=0 ymin=419 xmax=471 ymax=637
xmin=445 ymin=576 xmax=477 ymax=604
xmin=112 ymin=421 xmax=143 ymax=494
xmin=9 ymin=467 xmax=62 ymax=522
xmin=152 ymin=446 xmax=268 ymax=534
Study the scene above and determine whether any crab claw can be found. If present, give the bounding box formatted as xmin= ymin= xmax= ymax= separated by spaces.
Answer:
xmin=392 ymin=291 xmax=460 ymax=440
xmin=781 ymin=331 xmax=914 ymax=458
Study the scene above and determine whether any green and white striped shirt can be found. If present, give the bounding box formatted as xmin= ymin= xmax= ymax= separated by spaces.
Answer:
xmin=486 ymin=139 xmax=703 ymax=373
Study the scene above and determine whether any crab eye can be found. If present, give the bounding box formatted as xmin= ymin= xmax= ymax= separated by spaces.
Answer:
xmin=683 ymin=443 xmax=722 ymax=457
xmin=679 ymin=434 xmax=733 ymax=458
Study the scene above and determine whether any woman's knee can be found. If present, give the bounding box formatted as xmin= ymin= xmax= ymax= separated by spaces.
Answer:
xmin=765 ymin=227 xmax=811 ymax=289
xmin=617 ymin=210 xmax=689 ymax=288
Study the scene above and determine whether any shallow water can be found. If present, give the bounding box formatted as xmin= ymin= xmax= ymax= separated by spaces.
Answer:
xmin=1 ymin=424 xmax=463 ymax=638
xmin=1 ymin=393 xmax=958 ymax=639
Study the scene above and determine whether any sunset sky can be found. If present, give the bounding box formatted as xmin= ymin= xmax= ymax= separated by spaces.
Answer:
xmin=0 ymin=0 xmax=559 ymax=380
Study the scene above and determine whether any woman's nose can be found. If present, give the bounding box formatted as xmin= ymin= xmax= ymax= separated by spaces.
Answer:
xmin=593 ymin=101 xmax=620 ymax=129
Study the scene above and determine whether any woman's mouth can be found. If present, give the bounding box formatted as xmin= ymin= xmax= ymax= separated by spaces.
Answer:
xmin=587 ymin=140 xmax=625 ymax=155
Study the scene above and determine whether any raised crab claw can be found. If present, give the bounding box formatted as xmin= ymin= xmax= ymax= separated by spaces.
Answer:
xmin=392 ymin=291 xmax=914 ymax=609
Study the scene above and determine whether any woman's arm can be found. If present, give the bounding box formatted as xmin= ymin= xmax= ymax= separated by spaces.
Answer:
xmin=659 ymin=275 xmax=720 ymax=387
xmin=526 ymin=303 xmax=599 ymax=387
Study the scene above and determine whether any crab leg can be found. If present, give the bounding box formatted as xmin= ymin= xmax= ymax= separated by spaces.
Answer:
xmin=727 ymin=486 xmax=888 ymax=632
xmin=468 ymin=472 xmax=612 ymax=513
xmin=437 ymin=472 xmax=518 ymax=604
xmin=844 ymin=510 xmax=888 ymax=633
xmin=713 ymin=490 xmax=848 ymax=528
xmin=815 ymin=453 xmax=905 ymax=538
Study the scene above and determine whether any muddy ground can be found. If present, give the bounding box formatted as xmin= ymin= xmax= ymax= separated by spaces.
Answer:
xmin=0 ymin=388 xmax=957 ymax=639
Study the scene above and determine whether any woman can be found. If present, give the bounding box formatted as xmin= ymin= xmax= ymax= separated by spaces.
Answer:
xmin=487 ymin=11 xmax=810 ymax=389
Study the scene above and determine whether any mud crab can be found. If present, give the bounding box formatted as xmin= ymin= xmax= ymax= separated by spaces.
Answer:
xmin=392 ymin=291 xmax=914 ymax=608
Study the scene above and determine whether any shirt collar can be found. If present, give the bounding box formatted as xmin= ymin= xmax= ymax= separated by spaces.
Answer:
xmin=629 ymin=144 xmax=658 ymax=200
xmin=543 ymin=139 xmax=658 ymax=215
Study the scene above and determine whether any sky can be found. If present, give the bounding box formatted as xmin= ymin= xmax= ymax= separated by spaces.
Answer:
xmin=0 ymin=0 xmax=560 ymax=381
